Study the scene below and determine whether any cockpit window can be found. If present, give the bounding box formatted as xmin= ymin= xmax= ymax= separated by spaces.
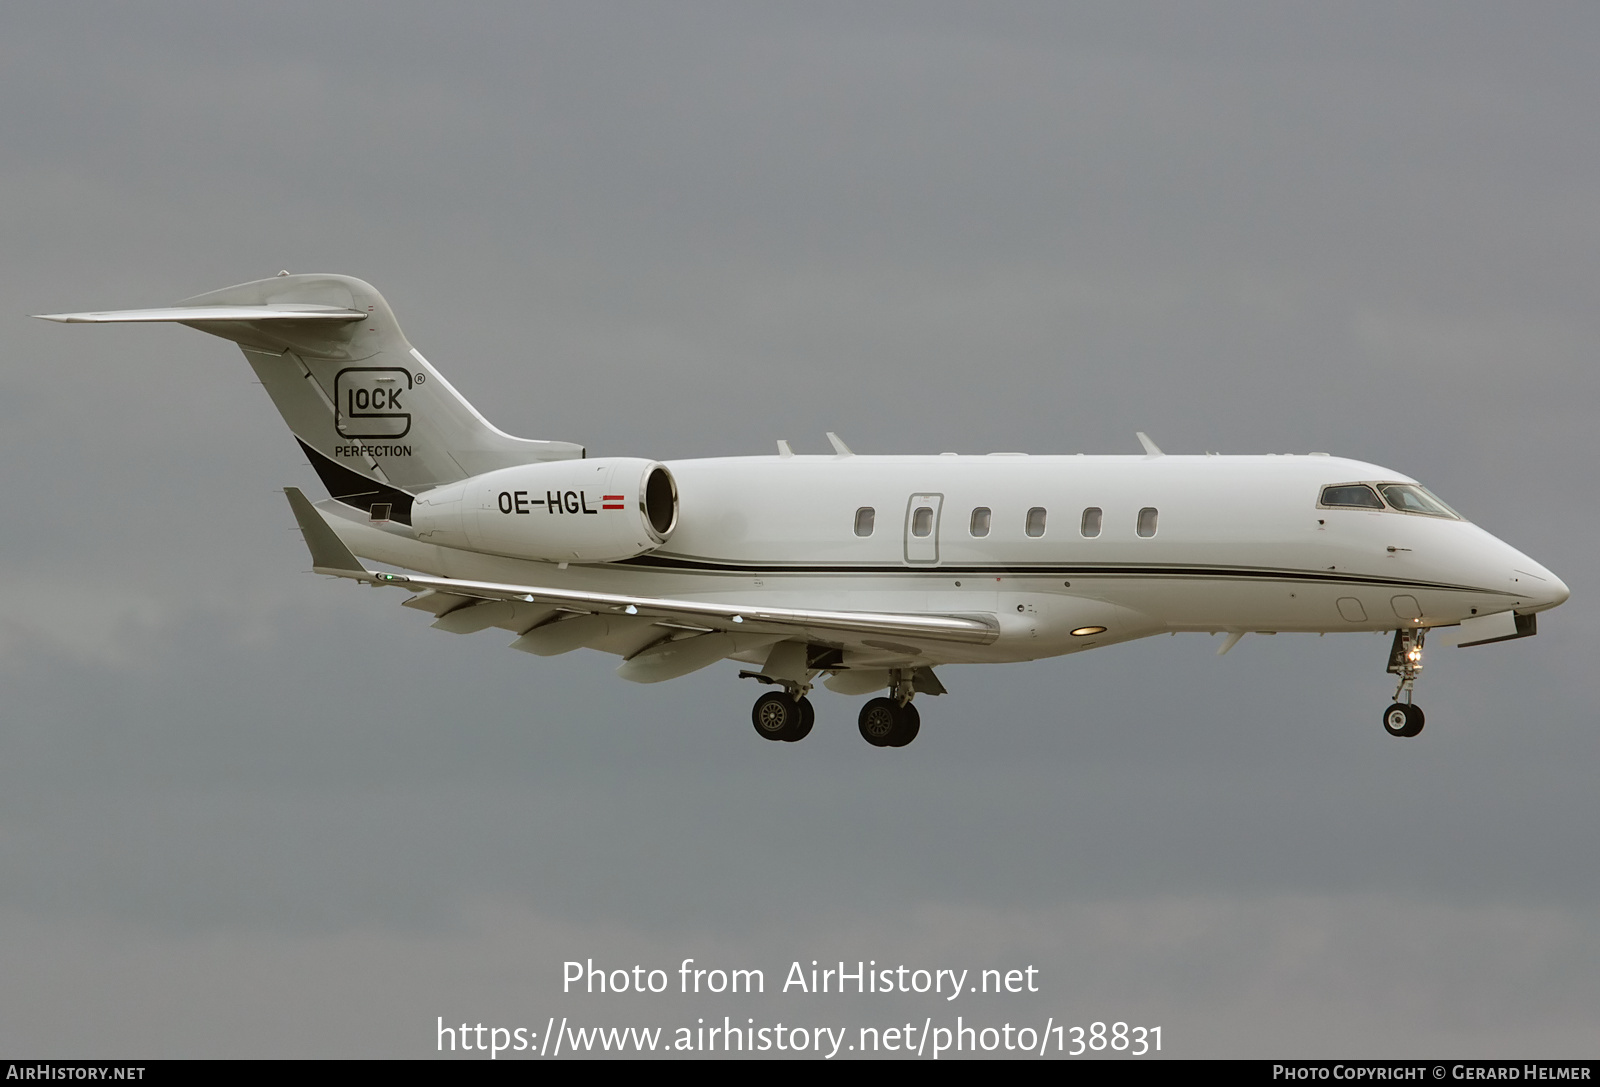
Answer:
xmin=1378 ymin=484 xmax=1460 ymax=520
xmin=1319 ymin=481 xmax=1462 ymax=519
xmin=1319 ymin=484 xmax=1384 ymax=509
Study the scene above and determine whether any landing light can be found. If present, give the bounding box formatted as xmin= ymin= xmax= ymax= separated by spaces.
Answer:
xmin=1071 ymin=626 xmax=1107 ymax=637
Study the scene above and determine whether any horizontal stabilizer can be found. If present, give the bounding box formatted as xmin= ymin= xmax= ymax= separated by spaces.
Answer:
xmin=33 ymin=305 xmax=366 ymax=324
xmin=285 ymin=488 xmax=371 ymax=576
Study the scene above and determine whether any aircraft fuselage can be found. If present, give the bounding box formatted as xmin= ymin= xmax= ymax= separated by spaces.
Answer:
xmin=334 ymin=450 xmax=1566 ymax=670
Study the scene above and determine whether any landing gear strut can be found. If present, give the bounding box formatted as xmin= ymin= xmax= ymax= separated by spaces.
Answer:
xmin=1383 ymin=628 xmax=1426 ymax=737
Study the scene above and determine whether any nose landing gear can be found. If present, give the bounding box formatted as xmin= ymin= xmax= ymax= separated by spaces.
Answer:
xmin=1383 ymin=629 xmax=1426 ymax=737
xmin=1383 ymin=701 xmax=1425 ymax=737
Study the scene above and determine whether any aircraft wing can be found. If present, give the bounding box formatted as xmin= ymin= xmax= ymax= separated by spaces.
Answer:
xmin=285 ymin=488 xmax=999 ymax=649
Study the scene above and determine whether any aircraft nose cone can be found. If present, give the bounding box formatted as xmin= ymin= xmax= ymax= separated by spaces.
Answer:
xmin=1512 ymin=557 xmax=1569 ymax=610
xmin=1542 ymin=572 xmax=1571 ymax=609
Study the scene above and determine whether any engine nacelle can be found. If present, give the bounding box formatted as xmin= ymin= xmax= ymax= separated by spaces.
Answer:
xmin=411 ymin=458 xmax=677 ymax=563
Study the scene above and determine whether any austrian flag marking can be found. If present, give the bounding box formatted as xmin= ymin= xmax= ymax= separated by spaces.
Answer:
xmin=602 ymin=495 xmax=626 ymax=510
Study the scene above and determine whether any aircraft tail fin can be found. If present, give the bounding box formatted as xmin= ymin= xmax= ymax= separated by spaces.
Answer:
xmin=38 ymin=274 xmax=584 ymax=520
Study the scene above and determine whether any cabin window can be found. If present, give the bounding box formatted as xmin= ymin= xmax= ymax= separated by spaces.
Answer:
xmin=1319 ymin=484 xmax=1384 ymax=510
xmin=1080 ymin=507 xmax=1102 ymax=538
xmin=969 ymin=507 xmax=991 ymax=537
xmin=911 ymin=506 xmax=934 ymax=537
xmin=1025 ymin=507 xmax=1047 ymax=537
xmin=854 ymin=507 xmax=875 ymax=536
xmin=1136 ymin=507 xmax=1159 ymax=537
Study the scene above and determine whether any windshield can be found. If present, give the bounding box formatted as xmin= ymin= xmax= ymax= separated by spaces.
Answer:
xmin=1377 ymin=483 xmax=1461 ymax=520
xmin=1319 ymin=483 xmax=1384 ymax=509
xmin=1319 ymin=481 xmax=1463 ymax=519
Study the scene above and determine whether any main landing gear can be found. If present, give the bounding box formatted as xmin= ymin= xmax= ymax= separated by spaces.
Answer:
xmin=745 ymin=667 xmax=925 ymax=747
xmin=858 ymin=697 xmax=920 ymax=748
xmin=857 ymin=668 xmax=921 ymax=748
xmin=1383 ymin=628 xmax=1426 ymax=738
xmin=751 ymin=690 xmax=814 ymax=742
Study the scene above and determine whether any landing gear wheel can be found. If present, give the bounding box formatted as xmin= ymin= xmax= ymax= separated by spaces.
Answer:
xmin=788 ymin=697 xmax=815 ymax=742
xmin=753 ymin=691 xmax=804 ymax=742
xmin=1383 ymin=702 xmax=1425 ymax=738
xmin=1402 ymin=703 xmax=1424 ymax=737
xmin=887 ymin=702 xmax=920 ymax=747
xmin=859 ymin=698 xmax=920 ymax=747
xmin=858 ymin=697 xmax=900 ymax=747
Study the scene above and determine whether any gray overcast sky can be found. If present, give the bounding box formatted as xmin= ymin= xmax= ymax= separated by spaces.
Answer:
xmin=1 ymin=2 xmax=1596 ymax=1058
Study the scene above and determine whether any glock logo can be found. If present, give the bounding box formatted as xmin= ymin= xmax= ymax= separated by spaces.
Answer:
xmin=335 ymin=367 xmax=414 ymax=439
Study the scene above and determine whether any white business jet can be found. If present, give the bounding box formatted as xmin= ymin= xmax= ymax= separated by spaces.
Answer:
xmin=38 ymin=274 xmax=1569 ymax=747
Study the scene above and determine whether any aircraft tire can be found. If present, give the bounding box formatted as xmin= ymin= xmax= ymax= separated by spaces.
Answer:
xmin=858 ymin=697 xmax=900 ymax=747
xmin=1404 ymin=704 xmax=1425 ymax=737
xmin=887 ymin=702 xmax=920 ymax=747
xmin=787 ymin=697 xmax=815 ymax=742
xmin=753 ymin=691 xmax=803 ymax=742
xmin=1383 ymin=702 xmax=1424 ymax=738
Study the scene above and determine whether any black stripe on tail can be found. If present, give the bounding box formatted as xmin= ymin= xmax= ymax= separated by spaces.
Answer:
xmin=297 ymin=438 xmax=415 ymax=525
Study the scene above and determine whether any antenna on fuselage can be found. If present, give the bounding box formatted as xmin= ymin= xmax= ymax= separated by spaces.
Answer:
xmin=1136 ymin=431 xmax=1164 ymax=458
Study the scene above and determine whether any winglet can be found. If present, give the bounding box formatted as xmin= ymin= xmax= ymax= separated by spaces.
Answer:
xmin=1136 ymin=431 xmax=1164 ymax=458
xmin=284 ymin=487 xmax=372 ymax=578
